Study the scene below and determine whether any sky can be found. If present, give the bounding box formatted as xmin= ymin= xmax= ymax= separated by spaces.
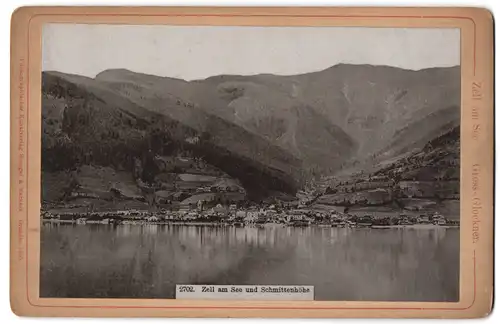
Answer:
xmin=42 ymin=24 xmax=460 ymax=81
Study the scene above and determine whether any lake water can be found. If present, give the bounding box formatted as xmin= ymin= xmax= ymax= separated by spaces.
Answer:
xmin=40 ymin=224 xmax=459 ymax=301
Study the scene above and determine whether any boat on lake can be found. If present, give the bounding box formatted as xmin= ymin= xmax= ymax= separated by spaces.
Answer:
xmin=371 ymin=225 xmax=391 ymax=229
xmin=261 ymin=222 xmax=284 ymax=228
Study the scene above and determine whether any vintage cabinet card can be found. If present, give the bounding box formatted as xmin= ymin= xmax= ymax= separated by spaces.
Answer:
xmin=10 ymin=6 xmax=494 ymax=318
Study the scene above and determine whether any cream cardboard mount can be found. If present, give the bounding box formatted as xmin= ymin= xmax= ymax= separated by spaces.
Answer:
xmin=10 ymin=6 xmax=494 ymax=318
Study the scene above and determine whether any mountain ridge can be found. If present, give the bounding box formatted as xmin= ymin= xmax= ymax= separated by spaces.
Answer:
xmin=41 ymin=63 xmax=460 ymax=212
xmin=86 ymin=62 xmax=460 ymax=81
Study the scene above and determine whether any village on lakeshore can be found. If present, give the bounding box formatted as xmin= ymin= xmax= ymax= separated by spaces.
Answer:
xmin=41 ymin=200 xmax=459 ymax=228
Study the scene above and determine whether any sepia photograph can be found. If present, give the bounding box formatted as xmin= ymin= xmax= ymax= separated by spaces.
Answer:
xmin=39 ymin=24 xmax=461 ymax=302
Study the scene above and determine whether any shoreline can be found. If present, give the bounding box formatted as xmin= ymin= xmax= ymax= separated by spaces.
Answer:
xmin=41 ymin=219 xmax=459 ymax=229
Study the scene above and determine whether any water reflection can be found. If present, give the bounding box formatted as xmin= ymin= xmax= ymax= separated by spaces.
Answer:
xmin=40 ymin=224 xmax=459 ymax=301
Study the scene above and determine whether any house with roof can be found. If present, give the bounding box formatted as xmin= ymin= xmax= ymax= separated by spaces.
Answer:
xmin=245 ymin=210 xmax=259 ymax=223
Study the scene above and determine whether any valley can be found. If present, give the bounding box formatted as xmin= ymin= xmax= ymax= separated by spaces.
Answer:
xmin=41 ymin=64 xmax=460 ymax=220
